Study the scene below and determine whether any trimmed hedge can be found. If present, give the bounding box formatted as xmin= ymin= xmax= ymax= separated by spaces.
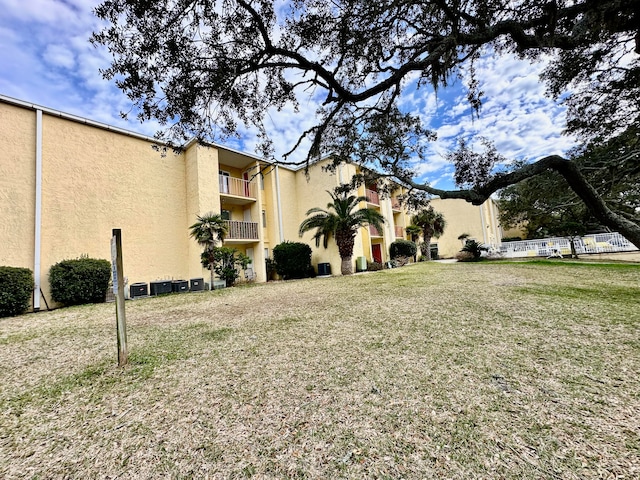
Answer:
xmin=389 ymin=239 xmax=417 ymax=259
xmin=273 ymin=241 xmax=314 ymax=279
xmin=49 ymin=257 xmax=111 ymax=306
xmin=0 ymin=266 xmax=34 ymax=318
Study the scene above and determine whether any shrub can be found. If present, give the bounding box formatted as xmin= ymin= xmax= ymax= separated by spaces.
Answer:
xmin=461 ymin=239 xmax=486 ymax=260
xmin=273 ymin=242 xmax=313 ymax=279
xmin=0 ymin=266 xmax=34 ymax=317
xmin=205 ymin=246 xmax=251 ymax=287
xmin=455 ymin=251 xmax=476 ymax=262
xmin=367 ymin=261 xmax=383 ymax=271
xmin=49 ymin=257 xmax=111 ymax=306
xmin=389 ymin=239 xmax=417 ymax=260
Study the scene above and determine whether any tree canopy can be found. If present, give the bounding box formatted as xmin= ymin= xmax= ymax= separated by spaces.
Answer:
xmin=93 ymin=0 xmax=640 ymax=246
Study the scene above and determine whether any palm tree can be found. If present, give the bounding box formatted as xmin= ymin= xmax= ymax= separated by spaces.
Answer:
xmin=189 ymin=212 xmax=228 ymax=289
xmin=405 ymin=224 xmax=422 ymax=243
xmin=412 ymin=206 xmax=446 ymax=261
xmin=299 ymin=190 xmax=386 ymax=275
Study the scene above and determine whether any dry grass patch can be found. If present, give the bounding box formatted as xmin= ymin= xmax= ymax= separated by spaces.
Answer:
xmin=1 ymin=261 xmax=639 ymax=479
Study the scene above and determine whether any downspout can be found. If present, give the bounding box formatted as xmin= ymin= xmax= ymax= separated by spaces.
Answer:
xmin=33 ymin=110 xmax=43 ymax=311
xmin=275 ymin=165 xmax=284 ymax=242
xmin=479 ymin=204 xmax=487 ymax=245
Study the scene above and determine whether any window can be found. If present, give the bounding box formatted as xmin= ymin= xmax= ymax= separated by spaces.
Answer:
xmin=221 ymin=210 xmax=230 ymax=221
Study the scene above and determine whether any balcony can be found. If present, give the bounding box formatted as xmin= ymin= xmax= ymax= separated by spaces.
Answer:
xmin=365 ymin=189 xmax=379 ymax=206
xmin=395 ymin=226 xmax=405 ymax=238
xmin=224 ymin=220 xmax=259 ymax=243
xmin=391 ymin=198 xmax=402 ymax=211
xmin=219 ymin=175 xmax=257 ymax=205
xmin=369 ymin=225 xmax=383 ymax=237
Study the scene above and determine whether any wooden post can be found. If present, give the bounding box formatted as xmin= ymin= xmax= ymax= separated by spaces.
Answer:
xmin=111 ymin=229 xmax=128 ymax=366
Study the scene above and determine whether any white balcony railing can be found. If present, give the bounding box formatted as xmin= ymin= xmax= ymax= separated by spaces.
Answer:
xmin=219 ymin=175 xmax=256 ymax=199
xmin=224 ymin=220 xmax=259 ymax=240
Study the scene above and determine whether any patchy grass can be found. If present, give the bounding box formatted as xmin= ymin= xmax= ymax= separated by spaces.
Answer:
xmin=1 ymin=261 xmax=639 ymax=479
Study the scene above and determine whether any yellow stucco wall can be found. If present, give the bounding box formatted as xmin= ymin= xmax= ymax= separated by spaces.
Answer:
xmin=0 ymin=103 xmax=36 ymax=271
xmin=428 ymin=198 xmax=502 ymax=258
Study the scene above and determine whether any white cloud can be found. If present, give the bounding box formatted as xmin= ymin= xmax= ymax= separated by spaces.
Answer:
xmin=43 ymin=44 xmax=76 ymax=69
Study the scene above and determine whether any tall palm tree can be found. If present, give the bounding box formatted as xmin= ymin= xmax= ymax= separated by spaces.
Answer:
xmin=299 ymin=190 xmax=385 ymax=275
xmin=412 ymin=206 xmax=446 ymax=261
xmin=189 ymin=212 xmax=228 ymax=289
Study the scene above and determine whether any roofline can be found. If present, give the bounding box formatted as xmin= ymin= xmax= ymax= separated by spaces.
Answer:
xmin=0 ymin=93 xmax=166 ymax=144
xmin=0 ymin=93 xmax=294 ymax=168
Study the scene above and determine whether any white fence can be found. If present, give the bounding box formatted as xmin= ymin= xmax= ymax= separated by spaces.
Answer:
xmin=497 ymin=232 xmax=637 ymax=258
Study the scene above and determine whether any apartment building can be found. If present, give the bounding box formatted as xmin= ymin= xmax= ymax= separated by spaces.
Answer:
xmin=1 ymin=95 xmax=501 ymax=308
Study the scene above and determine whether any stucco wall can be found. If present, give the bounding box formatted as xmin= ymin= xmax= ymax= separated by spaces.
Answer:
xmin=0 ymin=103 xmax=36 ymax=271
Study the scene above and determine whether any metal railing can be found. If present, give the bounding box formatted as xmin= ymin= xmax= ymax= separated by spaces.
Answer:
xmin=391 ymin=198 xmax=402 ymax=211
xmin=395 ymin=226 xmax=404 ymax=237
xmin=219 ymin=175 xmax=256 ymax=199
xmin=498 ymin=232 xmax=637 ymax=258
xmin=224 ymin=220 xmax=259 ymax=240
xmin=365 ymin=189 xmax=379 ymax=205
xmin=369 ymin=225 xmax=382 ymax=237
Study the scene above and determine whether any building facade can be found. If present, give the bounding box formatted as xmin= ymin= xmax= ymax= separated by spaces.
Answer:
xmin=1 ymin=95 xmax=501 ymax=309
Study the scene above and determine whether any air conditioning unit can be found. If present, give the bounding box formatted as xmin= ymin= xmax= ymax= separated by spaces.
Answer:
xmin=190 ymin=278 xmax=204 ymax=291
xmin=171 ymin=280 xmax=188 ymax=293
xmin=150 ymin=280 xmax=172 ymax=296
xmin=129 ymin=282 xmax=148 ymax=298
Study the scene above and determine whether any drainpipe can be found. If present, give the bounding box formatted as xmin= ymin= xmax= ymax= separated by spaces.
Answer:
xmin=479 ymin=204 xmax=487 ymax=245
xmin=33 ymin=110 xmax=43 ymax=310
xmin=275 ymin=165 xmax=284 ymax=242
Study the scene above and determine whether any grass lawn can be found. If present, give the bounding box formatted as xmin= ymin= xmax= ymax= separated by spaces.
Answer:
xmin=1 ymin=260 xmax=639 ymax=479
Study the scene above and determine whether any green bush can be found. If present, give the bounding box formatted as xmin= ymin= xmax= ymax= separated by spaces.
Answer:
xmin=0 ymin=266 xmax=34 ymax=317
xmin=49 ymin=257 xmax=111 ymax=306
xmin=367 ymin=261 xmax=383 ymax=271
xmin=273 ymin=241 xmax=313 ymax=279
xmin=389 ymin=239 xmax=417 ymax=259
xmin=460 ymin=239 xmax=486 ymax=261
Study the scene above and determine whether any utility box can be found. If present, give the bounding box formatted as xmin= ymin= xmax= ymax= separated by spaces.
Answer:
xmin=129 ymin=282 xmax=148 ymax=298
xmin=190 ymin=278 xmax=204 ymax=291
xmin=213 ymin=280 xmax=226 ymax=290
xmin=150 ymin=280 xmax=172 ymax=296
xmin=171 ymin=280 xmax=188 ymax=293
xmin=317 ymin=262 xmax=331 ymax=276
xmin=356 ymin=256 xmax=367 ymax=272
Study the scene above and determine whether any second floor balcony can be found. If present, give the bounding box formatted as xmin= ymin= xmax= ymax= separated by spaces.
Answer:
xmin=219 ymin=175 xmax=257 ymax=205
xmin=224 ymin=220 xmax=259 ymax=243
xmin=395 ymin=226 xmax=405 ymax=238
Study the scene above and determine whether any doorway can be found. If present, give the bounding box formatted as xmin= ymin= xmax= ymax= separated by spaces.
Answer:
xmin=372 ymin=244 xmax=382 ymax=264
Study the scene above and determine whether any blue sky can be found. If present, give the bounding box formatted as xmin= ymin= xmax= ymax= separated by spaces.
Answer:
xmin=0 ymin=0 xmax=578 ymax=191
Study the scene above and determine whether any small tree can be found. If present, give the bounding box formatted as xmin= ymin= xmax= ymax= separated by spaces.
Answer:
xmin=205 ymin=246 xmax=251 ymax=287
xmin=412 ymin=207 xmax=446 ymax=261
xmin=190 ymin=212 xmax=228 ymax=289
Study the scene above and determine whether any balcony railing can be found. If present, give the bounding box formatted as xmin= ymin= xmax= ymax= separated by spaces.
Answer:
xmin=391 ymin=198 xmax=402 ymax=211
xmin=369 ymin=225 xmax=382 ymax=237
xmin=365 ymin=189 xmax=379 ymax=205
xmin=219 ymin=175 xmax=257 ymax=199
xmin=224 ymin=220 xmax=259 ymax=240
xmin=395 ymin=226 xmax=405 ymax=238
